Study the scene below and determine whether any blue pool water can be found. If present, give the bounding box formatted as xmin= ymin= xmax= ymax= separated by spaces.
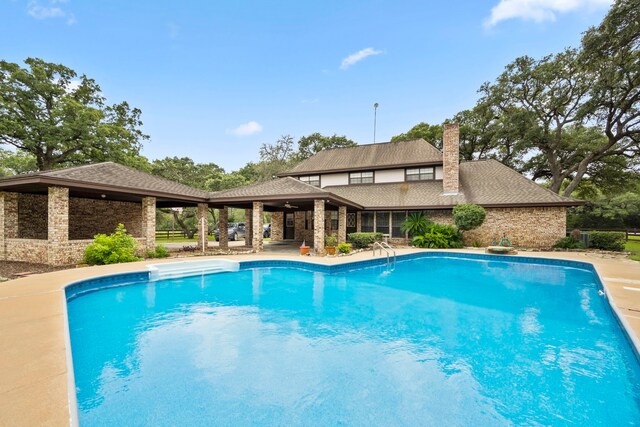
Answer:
xmin=67 ymin=255 xmax=640 ymax=426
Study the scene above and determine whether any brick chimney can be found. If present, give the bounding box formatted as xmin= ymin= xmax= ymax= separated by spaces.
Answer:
xmin=442 ymin=123 xmax=459 ymax=195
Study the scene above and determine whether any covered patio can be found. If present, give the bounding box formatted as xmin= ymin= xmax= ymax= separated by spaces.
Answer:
xmin=209 ymin=177 xmax=362 ymax=254
xmin=0 ymin=163 xmax=211 ymax=265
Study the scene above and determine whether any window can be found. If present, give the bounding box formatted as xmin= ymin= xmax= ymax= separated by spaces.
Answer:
xmin=330 ymin=211 xmax=338 ymax=232
xmin=349 ymin=171 xmax=374 ymax=184
xmin=300 ymin=175 xmax=320 ymax=187
xmin=406 ymin=167 xmax=435 ymax=181
xmin=376 ymin=211 xmax=390 ymax=235
xmin=392 ymin=211 xmax=407 ymax=237
xmin=361 ymin=212 xmax=374 ymax=232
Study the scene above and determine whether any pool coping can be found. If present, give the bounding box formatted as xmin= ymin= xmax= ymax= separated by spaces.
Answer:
xmin=2 ymin=248 xmax=640 ymax=426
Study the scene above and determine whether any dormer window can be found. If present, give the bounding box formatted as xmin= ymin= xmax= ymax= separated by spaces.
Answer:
xmin=406 ymin=167 xmax=435 ymax=181
xmin=299 ymin=175 xmax=320 ymax=187
xmin=349 ymin=171 xmax=374 ymax=184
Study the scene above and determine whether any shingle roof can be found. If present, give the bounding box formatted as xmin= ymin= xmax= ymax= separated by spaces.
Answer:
xmin=281 ymin=139 xmax=443 ymax=176
xmin=211 ymin=176 xmax=329 ymax=199
xmin=209 ymin=177 xmax=363 ymax=208
xmin=0 ymin=162 xmax=210 ymax=199
xmin=323 ymin=159 xmax=579 ymax=208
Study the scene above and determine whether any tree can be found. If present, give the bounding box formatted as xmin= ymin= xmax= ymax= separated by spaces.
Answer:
xmin=391 ymin=122 xmax=442 ymax=147
xmin=0 ymin=149 xmax=37 ymax=176
xmin=150 ymin=157 xmax=223 ymax=190
xmin=452 ymin=204 xmax=486 ymax=231
xmin=296 ymin=133 xmax=356 ymax=160
xmin=0 ymin=58 xmax=148 ymax=170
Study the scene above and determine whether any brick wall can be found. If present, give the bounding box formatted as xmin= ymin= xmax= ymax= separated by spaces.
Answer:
xmin=69 ymin=197 xmax=142 ymax=239
xmin=5 ymin=238 xmax=48 ymax=263
xmin=271 ymin=211 xmax=284 ymax=241
xmin=17 ymin=194 xmax=46 ymax=239
xmin=442 ymin=123 xmax=460 ymax=194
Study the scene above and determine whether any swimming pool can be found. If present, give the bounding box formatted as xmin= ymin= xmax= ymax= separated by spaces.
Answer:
xmin=66 ymin=254 xmax=640 ymax=426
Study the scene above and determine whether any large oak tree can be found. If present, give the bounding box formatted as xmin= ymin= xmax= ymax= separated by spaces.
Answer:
xmin=0 ymin=58 xmax=148 ymax=170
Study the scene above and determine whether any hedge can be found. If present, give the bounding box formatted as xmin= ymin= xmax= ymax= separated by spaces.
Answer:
xmin=347 ymin=232 xmax=384 ymax=249
xmin=588 ymin=231 xmax=626 ymax=252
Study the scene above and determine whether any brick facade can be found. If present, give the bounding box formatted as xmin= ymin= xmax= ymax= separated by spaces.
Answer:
xmin=313 ymin=200 xmax=325 ymax=253
xmin=219 ymin=207 xmax=229 ymax=249
xmin=271 ymin=211 xmax=284 ymax=241
xmin=252 ymin=202 xmax=264 ymax=250
xmin=245 ymin=208 xmax=253 ymax=246
xmin=442 ymin=123 xmax=459 ymax=195
xmin=196 ymin=203 xmax=208 ymax=250
xmin=338 ymin=206 xmax=347 ymax=243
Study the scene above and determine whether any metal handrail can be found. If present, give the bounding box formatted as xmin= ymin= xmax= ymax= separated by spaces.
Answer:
xmin=373 ymin=241 xmax=396 ymax=268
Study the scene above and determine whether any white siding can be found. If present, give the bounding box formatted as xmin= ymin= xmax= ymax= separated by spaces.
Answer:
xmin=374 ymin=169 xmax=405 ymax=183
xmin=321 ymin=173 xmax=348 ymax=188
xmin=435 ymin=166 xmax=443 ymax=180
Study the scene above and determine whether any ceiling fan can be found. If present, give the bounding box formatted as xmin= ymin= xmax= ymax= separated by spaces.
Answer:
xmin=284 ymin=202 xmax=299 ymax=209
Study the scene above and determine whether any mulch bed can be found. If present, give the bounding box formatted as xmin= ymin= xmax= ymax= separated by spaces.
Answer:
xmin=0 ymin=261 xmax=74 ymax=281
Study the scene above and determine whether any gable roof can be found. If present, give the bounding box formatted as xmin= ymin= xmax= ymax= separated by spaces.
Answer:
xmin=0 ymin=162 xmax=210 ymax=201
xmin=209 ymin=176 xmax=362 ymax=208
xmin=280 ymin=139 xmax=443 ymax=176
xmin=323 ymin=159 xmax=579 ymax=209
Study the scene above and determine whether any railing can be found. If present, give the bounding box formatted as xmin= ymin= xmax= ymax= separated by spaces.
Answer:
xmin=155 ymin=229 xmax=213 ymax=240
xmin=373 ymin=241 xmax=396 ymax=269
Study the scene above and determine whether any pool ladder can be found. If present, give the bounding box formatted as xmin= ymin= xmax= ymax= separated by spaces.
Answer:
xmin=373 ymin=241 xmax=396 ymax=270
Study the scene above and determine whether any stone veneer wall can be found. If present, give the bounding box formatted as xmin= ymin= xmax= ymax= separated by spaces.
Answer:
xmin=18 ymin=193 xmax=48 ymax=239
xmin=271 ymin=212 xmax=284 ymax=241
xmin=69 ymin=197 xmax=143 ymax=239
xmin=5 ymin=238 xmax=48 ymax=262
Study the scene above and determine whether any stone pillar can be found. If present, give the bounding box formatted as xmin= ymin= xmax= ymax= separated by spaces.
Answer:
xmin=196 ymin=203 xmax=208 ymax=251
xmin=219 ymin=207 xmax=229 ymax=249
xmin=47 ymin=186 xmax=69 ymax=265
xmin=271 ymin=211 xmax=284 ymax=241
xmin=443 ymin=123 xmax=460 ymax=195
xmin=141 ymin=197 xmax=156 ymax=252
xmin=314 ymin=199 xmax=325 ymax=254
xmin=4 ymin=192 xmax=18 ymax=239
xmin=338 ymin=206 xmax=347 ymax=243
xmin=252 ymin=202 xmax=264 ymax=251
xmin=244 ymin=208 xmax=253 ymax=246
xmin=356 ymin=211 xmax=362 ymax=232
xmin=294 ymin=211 xmax=305 ymax=241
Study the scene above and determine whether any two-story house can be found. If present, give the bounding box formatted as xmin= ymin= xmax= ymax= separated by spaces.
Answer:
xmin=210 ymin=124 xmax=580 ymax=250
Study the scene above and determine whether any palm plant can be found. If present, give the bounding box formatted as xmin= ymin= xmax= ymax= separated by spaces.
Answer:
xmin=400 ymin=212 xmax=432 ymax=237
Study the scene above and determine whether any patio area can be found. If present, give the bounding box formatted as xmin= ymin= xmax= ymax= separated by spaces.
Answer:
xmin=1 ymin=248 xmax=639 ymax=426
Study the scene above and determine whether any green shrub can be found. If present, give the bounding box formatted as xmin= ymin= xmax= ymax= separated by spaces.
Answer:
xmin=153 ymin=245 xmax=170 ymax=258
xmin=400 ymin=212 xmax=432 ymax=237
xmin=472 ymin=241 xmax=482 ymax=248
xmin=412 ymin=223 xmax=464 ymax=249
xmin=452 ymin=204 xmax=486 ymax=231
xmin=553 ymin=236 xmax=584 ymax=249
xmin=337 ymin=242 xmax=351 ymax=254
xmin=347 ymin=232 xmax=384 ymax=249
xmin=325 ymin=233 xmax=338 ymax=247
xmin=84 ymin=224 xmax=142 ymax=265
xmin=589 ymin=231 xmax=626 ymax=251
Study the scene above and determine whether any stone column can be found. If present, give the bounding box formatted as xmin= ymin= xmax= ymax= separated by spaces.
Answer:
xmin=141 ymin=197 xmax=156 ymax=252
xmin=356 ymin=211 xmax=362 ymax=232
xmin=338 ymin=206 xmax=347 ymax=243
xmin=196 ymin=203 xmax=208 ymax=251
xmin=244 ymin=208 xmax=253 ymax=246
xmin=294 ymin=211 xmax=305 ymax=241
xmin=47 ymin=186 xmax=69 ymax=265
xmin=219 ymin=207 xmax=229 ymax=249
xmin=252 ymin=202 xmax=264 ymax=251
xmin=314 ymin=199 xmax=325 ymax=254
xmin=271 ymin=211 xmax=284 ymax=241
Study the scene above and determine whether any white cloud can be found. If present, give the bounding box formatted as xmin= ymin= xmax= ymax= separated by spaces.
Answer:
xmin=27 ymin=0 xmax=76 ymax=25
xmin=484 ymin=0 xmax=612 ymax=27
xmin=227 ymin=121 xmax=263 ymax=137
xmin=340 ymin=47 xmax=383 ymax=70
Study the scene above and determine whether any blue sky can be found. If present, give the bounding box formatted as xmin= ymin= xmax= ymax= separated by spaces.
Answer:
xmin=1 ymin=0 xmax=612 ymax=171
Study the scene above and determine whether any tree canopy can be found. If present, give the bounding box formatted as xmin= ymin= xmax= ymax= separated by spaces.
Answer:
xmin=0 ymin=58 xmax=148 ymax=170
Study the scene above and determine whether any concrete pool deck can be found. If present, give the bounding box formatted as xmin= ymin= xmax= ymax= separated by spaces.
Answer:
xmin=1 ymin=248 xmax=639 ymax=426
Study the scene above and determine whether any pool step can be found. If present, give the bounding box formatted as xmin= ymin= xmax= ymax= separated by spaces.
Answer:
xmin=147 ymin=259 xmax=240 ymax=281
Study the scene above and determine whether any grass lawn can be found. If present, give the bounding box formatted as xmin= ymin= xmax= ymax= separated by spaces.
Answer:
xmin=626 ymin=236 xmax=640 ymax=261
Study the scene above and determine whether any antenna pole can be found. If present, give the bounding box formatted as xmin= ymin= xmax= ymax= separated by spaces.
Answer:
xmin=373 ymin=102 xmax=379 ymax=143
